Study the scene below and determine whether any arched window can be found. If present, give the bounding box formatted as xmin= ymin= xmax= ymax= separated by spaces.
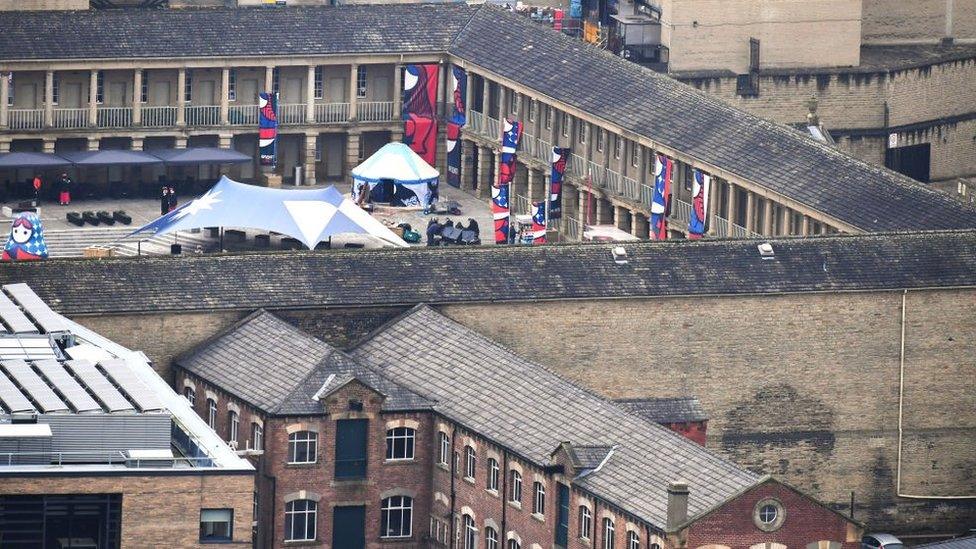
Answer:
xmin=463 ymin=514 xmax=477 ymax=549
xmin=603 ymin=518 xmax=615 ymax=549
xmin=284 ymin=499 xmax=316 ymax=542
xmin=206 ymin=399 xmax=217 ymax=428
xmin=485 ymin=527 xmax=499 ymax=549
xmin=228 ymin=411 xmax=239 ymax=443
xmin=627 ymin=530 xmax=640 ymax=549
xmin=380 ymin=496 xmax=413 ymax=538
xmin=533 ymin=482 xmax=545 ymax=515
xmin=487 ymin=458 xmax=499 ymax=491
xmin=508 ymin=539 xmax=521 ymax=549
xmin=385 ymin=427 xmax=415 ymax=460
xmin=578 ymin=506 xmax=592 ymax=539
xmin=288 ymin=431 xmax=318 ymax=464
xmin=464 ymin=446 xmax=476 ymax=479
xmin=438 ymin=432 xmax=450 ymax=465
xmin=184 ymin=386 xmax=196 ymax=405
xmin=251 ymin=422 xmax=263 ymax=451
xmin=509 ymin=470 xmax=522 ymax=503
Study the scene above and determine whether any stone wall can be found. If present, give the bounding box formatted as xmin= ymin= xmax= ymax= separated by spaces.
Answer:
xmin=0 ymin=0 xmax=86 ymax=9
xmin=861 ymin=0 xmax=976 ymax=43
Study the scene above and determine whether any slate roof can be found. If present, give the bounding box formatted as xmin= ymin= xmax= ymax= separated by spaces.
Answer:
xmin=351 ymin=306 xmax=760 ymax=529
xmin=915 ymin=536 xmax=976 ymax=549
xmin=1 ymin=6 xmax=974 ymax=232
xmin=570 ymin=445 xmax=615 ymax=471
xmin=614 ymin=397 xmax=708 ymax=423
xmin=176 ymin=309 xmax=431 ymax=415
xmin=2 ymin=231 xmax=976 ymax=316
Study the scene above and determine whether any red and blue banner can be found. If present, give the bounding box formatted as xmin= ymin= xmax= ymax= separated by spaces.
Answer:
xmin=445 ymin=67 xmax=467 ymax=188
xmin=650 ymin=153 xmax=672 ymax=240
xmin=258 ymin=92 xmax=278 ymax=167
xmin=549 ymin=147 xmax=569 ymax=220
xmin=688 ymin=168 xmax=711 ymax=239
xmin=493 ymin=118 xmax=522 ymax=244
xmin=531 ymin=201 xmax=547 ymax=244
xmin=402 ymin=64 xmax=439 ymax=167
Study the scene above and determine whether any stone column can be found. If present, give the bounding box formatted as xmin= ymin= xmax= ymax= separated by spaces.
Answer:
xmin=801 ymin=215 xmax=810 ymax=236
xmin=0 ymin=140 xmax=10 ymax=153
xmin=346 ymin=131 xmax=361 ymax=177
xmin=44 ymin=70 xmax=54 ymax=127
xmin=175 ymin=136 xmax=187 ymax=149
xmin=392 ymin=63 xmax=402 ymax=121
xmin=707 ymin=178 xmax=720 ymax=235
xmin=780 ymin=206 xmax=791 ymax=235
xmin=526 ymin=168 xmax=536 ymax=203
xmin=220 ymin=68 xmax=230 ymax=125
xmin=43 ymin=138 xmax=56 ymax=154
xmin=726 ymin=182 xmax=738 ymax=234
xmin=218 ymin=134 xmax=233 ymax=176
xmin=132 ymin=69 xmax=142 ymax=126
xmin=584 ymin=122 xmax=594 ymax=164
xmin=744 ymin=191 xmax=755 ymax=233
xmin=460 ymin=140 xmax=475 ymax=192
xmin=304 ymin=132 xmax=317 ymax=186
xmin=463 ymin=69 xmax=474 ymax=120
xmin=498 ymin=86 xmax=508 ymax=121
xmin=481 ymin=76 xmax=490 ymax=118
xmin=762 ymin=198 xmax=773 ymax=235
xmin=629 ymin=210 xmax=640 ymax=237
xmin=87 ymin=136 xmax=100 ymax=151
xmin=578 ymin=187 xmax=587 ymax=228
xmin=615 ymin=205 xmax=628 ymax=231
xmin=348 ymin=64 xmax=358 ymax=121
xmin=88 ymin=70 xmax=99 ymax=127
xmin=130 ymin=136 xmax=144 ymax=151
xmin=264 ymin=66 xmax=274 ymax=93
xmin=636 ymin=146 xmax=647 ymax=188
xmin=176 ymin=68 xmax=186 ymax=126
xmin=0 ymin=72 xmax=8 ymax=128
xmin=306 ymin=65 xmax=316 ymax=124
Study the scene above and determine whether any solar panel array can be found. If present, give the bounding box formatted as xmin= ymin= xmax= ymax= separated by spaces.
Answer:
xmin=34 ymin=359 xmax=102 ymax=413
xmin=0 ymin=360 xmax=68 ymax=413
xmin=64 ymin=360 xmax=134 ymax=413
xmin=0 ymin=369 xmax=36 ymax=413
xmin=0 ymin=292 xmax=36 ymax=334
xmin=4 ymin=284 xmax=68 ymax=334
xmin=99 ymin=359 xmax=164 ymax=412
xmin=0 ymin=335 xmax=58 ymax=361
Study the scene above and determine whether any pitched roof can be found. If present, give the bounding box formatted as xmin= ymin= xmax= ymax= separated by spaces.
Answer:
xmin=915 ymin=536 xmax=976 ymax=549
xmin=4 ymin=231 xmax=976 ymax=316
xmin=351 ymin=306 xmax=760 ymax=529
xmin=570 ymin=445 xmax=615 ymax=471
xmin=615 ymin=397 xmax=708 ymax=423
xmin=176 ymin=310 xmax=430 ymax=415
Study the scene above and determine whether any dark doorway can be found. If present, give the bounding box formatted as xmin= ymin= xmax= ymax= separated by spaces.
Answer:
xmin=0 ymin=494 xmax=122 ymax=549
xmin=555 ymin=483 xmax=570 ymax=547
xmin=335 ymin=418 xmax=368 ymax=479
xmin=885 ymin=143 xmax=930 ymax=183
xmin=331 ymin=506 xmax=365 ymax=549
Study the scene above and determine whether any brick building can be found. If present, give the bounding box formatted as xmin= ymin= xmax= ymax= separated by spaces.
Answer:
xmin=614 ymin=397 xmax=708 ymax=446
xmin=175 ymin=304 xmax=862 ymax=549
xmin=0 ymin=284 xmax=254 ymax=548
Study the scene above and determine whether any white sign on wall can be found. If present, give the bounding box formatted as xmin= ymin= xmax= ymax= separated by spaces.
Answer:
xmin=888 ymin=133 xmax=898 ymax=148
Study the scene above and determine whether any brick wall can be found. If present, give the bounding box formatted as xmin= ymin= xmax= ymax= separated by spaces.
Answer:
xmin=663 ymin=420 xmax=708 ymax=446
xmin=0 ymin=473 xmax=254 ymax=548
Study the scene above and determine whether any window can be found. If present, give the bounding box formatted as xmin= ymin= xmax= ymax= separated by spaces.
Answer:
xmin=596 ymin=129 xmax=604 ymax=152
xmin=487 ymin=458 xmax=499 ymax=491
xmin=753 ymin=498 xmax=785 ymax=531
xmin=533 ymin=482 xmax=545 ymax=515
xmin=6 ymin=73 xmax=12 ymax=107
xmin=251 ymin=422 xmax=263 ymax=451
xmin=51 ymin=74 xmax=58 ymax=105
xmin=206 ymin=399 xmax=217 ymax=428
xmin=139 ymin=71 xmax=148 ymax=103
xmin=284 ymin=500 xmax=316 ymax=542
xmin=544 ymin=104 xmax=552 ymax=129
xmin=288 ymin=430 xmax=318 ymax=464
xmin=561 ymin=111 xmax=570 ymax=137
xmin=485 ymin=527 xmax=499 ymax=549
xmin=228 ymin=68 xmax=236 ymax=101
xmin=578 ymin=121 xmax=587 ymax=144
xmin=335 ymin=418 xmax=368 ymax=479
xmin=509 ymin=470 xmax=522 ymax=503
xmin=96 ymin=70 xmax=104 ymax=104
xmin=528 ymin=99 xmax=536 ymax=121
xmin=627 ymin=531 xmax=640 ymax=549
xmin=272 ymin=67 xmax=279 ymax=94
xmin=252 ymin=491 xmax=258 ymax=524
xmin=603 ymin=518 xmax=615 ymax=549
xmin=508 ymin=539 xmax=521 ymax=549
xmin=631 ymin=142 xmax=639 ymax=167
xmin=386 ymin=427 xmax=415 ymax=460
xmin=464 ymin=445 xmax=476 ymax=479
xmin=438 ymin=432 xmax=450 ymax=465
xmin=759 ymin=503 xmax=777 ymax=524
xmin=579 ymin=506 xmax=591 ymax=539
xmin=614 ymin=135 xmax=622 ymax=159
xmin=463 ymin=514 xmax=477 ymax=549
xmin=183 ymin=69 xmax=191 ymax=103
xmin=183 ymin=386 xmax=195 ymax=405
xmin=509 ymin=91 xmax=518 ymax=114
xmin=313 ymin=66 xmax=323 ymax=99
xmin=380 ymin=496 xmax=413 ymax=538
xmin=356 ymin=66 xmax=367 ymax=98
xmin=199 ymin=508 xmax=232 ymax=543
xmin=228 ymin=411 xmax=239 ymax=443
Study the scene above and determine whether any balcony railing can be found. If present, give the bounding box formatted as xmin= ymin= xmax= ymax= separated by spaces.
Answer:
xmin=358 ymin=101 xmax=394 ymax=122
xmin=8 ymin=108 xmax=43 ymax=130
xmin=185 ymin=105 xmax=220 ymax=126
xmin=53 ymin=108 xmax=88 ymax=129
xmin=228 ymin=104 xmax=258 ymax=126
xmin=315 ymin=102 xmax=349 ymax=124
xmin=142 ymin=106 xmax=177 ymax=128
xmin=278 ymin=103 xmax=306 ymax=125
xmin=96 ymin=106 xmax=132 ymax=128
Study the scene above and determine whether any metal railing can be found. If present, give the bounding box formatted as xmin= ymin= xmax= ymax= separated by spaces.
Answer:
xmin=142 ymin=105 xmax=177 ymax=127
xmin=1 ymin=450 xmax=213 ymax=468
xmin=278 ymin=103 xmax=306 ymax=125
xmin=670 ymin=198 xmax=692 ymax=225
xmin=511 ymin=193 xmax=531 ymax=216
xmin=96 ymin=106 xmax=132 ymax=128
xmin=52 ymin=108 xmax=88 ymax=129
xmin=228 ymin=104 xmax=258 ymax=126
xmin=8 ymin=108 xmax=43 ymax=130
xmin=467 ymin=110 xmax=484 ymax=134
xmin=358 ymin=101 xmax=394 ymax=122
xmin=564 ymin=216 xmax=581 ymax=240
xmin=185 ymin=105 xmax=220 ymax=126
xmin=485 ymin=117 xmax=500 ymax=139
xmin=315 ymin=102 xmax=349 ymax=124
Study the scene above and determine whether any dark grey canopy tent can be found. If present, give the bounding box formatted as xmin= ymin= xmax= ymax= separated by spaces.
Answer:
xmin=0 ymin=152 xmax=72 ymax=169
xmin=149 ymin=147 xmax=251 ymax=166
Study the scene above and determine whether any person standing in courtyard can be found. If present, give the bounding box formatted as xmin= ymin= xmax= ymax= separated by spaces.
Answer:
xmin=58 ymin=173 xmax=71 ymax=206
xmin=32 ymin=175 xmax=41 ymax=205
xmin=160 ymin=187 xmax=169 ymax=216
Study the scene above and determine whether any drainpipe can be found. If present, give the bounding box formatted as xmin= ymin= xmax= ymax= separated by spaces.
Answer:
xmin=501 ymin=450 xmax=509 ymax=541
xmin=449 ymin=426 xmax=458 ymax=548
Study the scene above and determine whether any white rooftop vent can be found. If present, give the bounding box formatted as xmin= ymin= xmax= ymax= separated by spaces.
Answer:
xmin=611 ymin=246 xmax=629 ymax=265
xmin=757 ymin=243 xmax=775 ymax=259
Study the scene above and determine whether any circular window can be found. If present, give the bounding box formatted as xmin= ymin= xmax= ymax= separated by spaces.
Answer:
xmin=753 ymin=498 xmax=785 ymax=532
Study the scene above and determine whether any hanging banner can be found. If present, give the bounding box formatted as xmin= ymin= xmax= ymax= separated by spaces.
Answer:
xmin=493 ymin=118 xmax=522 ymax=244
xmin=258 ymin=92 xmax=278 ymax=167
xmin=402 ymin=64 xmax=439 ymax=166
xmin=650 ymin=153 xmax=672 ymax=240
xmin=531 ymin=201 xmax=547 ymax=245
xmin=549 ymin=147 xmax=569 ymax=220
xmin=444 ymin=67 xmax=467 ymax=188
xmin=688 ymin=169 xmax=711 ymax=239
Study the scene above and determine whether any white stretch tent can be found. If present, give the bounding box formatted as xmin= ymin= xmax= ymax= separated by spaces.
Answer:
xmin=130 ymin=176 xmax=408 ymax=248
xmin=351 ymin=142 xmax=439 ymax=208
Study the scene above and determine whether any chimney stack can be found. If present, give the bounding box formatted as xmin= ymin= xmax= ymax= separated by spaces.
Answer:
xmin=667 ymin=481 xmax=689 ymax=530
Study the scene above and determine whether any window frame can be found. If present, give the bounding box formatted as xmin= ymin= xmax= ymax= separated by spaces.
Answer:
xmin=284 ymin=499 xmax=316 ymax=542
xmin=184 ymin=386 xmax=195 ymax=405
xmin=228 ymin=411 xmax=239 ymax=443
xmin=508 ymin=539 xmax=521 ymax=549
xmin=463 ymin=514 xmax=477 ymax=549
xmin=627 ymin=530 xmax=640 ymax=549
xmin=485 ymin=526 xmax=499 ymax=549
xmin=487 ymin=457 xmax=499 ymax=491
xmin=139 ymin=70 xmax=148 ymax=104
xmin=578 ymin=121 xmax=587 ymax=145
xmin=380 ymin=495 xmax=413 ymax=539
xmin=596 ymin=128 xmax=604 ymax=152
xmin=356 ymin=66 xmax=367 ymax=98
xmin=561 ymin=111 xmax=570 ymax=137
xmin=251 ymin=422 xmax=263 ymax=452
xmin=464 ymin=445 xmax=476 ymax=479
xmin=95 ymin=70 xmax=104 ymax=104
xmin=206 ymin=398 xmax=217 ymax=429
xmin=603 ymin=517 xmax=615 ymax=549
xmin=509 ymin=470 xmax=522 ymax=503
xmin=182 ymin=69 xmax=190 ymax=103
xmin=227 ymin=68 xmax=236 ymax=102
xmin=272 ymin=67 xmax=279 ymax=95
xmin=51 ymin=74 xmax=59 ymax=106
xmin=631 ymin=142 xmax=639 ymax=167
xmin=287 ymin=430 xmax=318 ymax=464
xmin=385 ymin=426 xmax=416 ymax=461
xmin=313 ymin=66 xmax=323 ymax=100
xmin=533 ymin=481 xmax=545 ymax=515
xmin=199 ymin=508 xmax=233 ymax=543
xmin=579 ymin=506 xmax=592 ymax=540
xmin=528 ymin=98 xmax=536 ymax=122
xmin=544 ymin=104 xmax=552 ymax=129
xmin=438 ymin=431 xmax=450 ymax=466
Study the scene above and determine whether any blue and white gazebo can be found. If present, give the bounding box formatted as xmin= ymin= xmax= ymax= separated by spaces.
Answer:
xmin=351 ymin=142 xmax=439 ymax=208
